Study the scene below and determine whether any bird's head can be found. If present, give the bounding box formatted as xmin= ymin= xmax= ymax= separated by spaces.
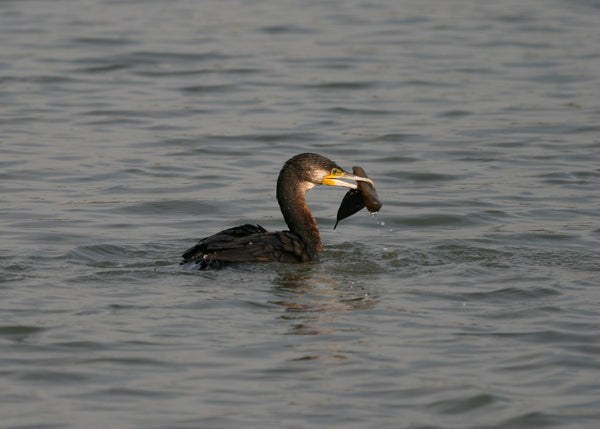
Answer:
xmin=281 ymin=153 xmax=374 ymax=190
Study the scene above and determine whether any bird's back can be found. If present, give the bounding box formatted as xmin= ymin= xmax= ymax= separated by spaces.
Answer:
xmin=181 ymin=224 xmax=312 ymax=269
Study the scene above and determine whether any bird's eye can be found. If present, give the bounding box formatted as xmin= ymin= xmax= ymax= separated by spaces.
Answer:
xmin=332 ymin=168 xmax=338 ymax=175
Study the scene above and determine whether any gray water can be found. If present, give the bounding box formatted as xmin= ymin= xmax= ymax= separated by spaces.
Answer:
xmin=2 ymin=0 xmax=600 ymax=427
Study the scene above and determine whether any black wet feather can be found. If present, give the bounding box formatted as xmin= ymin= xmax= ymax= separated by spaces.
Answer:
xmin=181 ymin=224 xmax=311 ymax=270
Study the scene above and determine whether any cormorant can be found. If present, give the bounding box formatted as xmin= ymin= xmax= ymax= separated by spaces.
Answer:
xmin=181 ymin=153 xmax=374 ymax=269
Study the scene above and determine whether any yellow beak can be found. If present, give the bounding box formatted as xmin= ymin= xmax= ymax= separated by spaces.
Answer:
xmin=322 ymin=171 xmax=375 ymax=189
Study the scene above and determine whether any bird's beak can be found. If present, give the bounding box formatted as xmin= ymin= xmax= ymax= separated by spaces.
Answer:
xmin=322 ymin=170 xmax=375 ymax=189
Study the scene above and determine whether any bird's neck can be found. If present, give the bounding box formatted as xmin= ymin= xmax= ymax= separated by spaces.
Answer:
xmin=276 ymin=177 xmax=322 ymax=257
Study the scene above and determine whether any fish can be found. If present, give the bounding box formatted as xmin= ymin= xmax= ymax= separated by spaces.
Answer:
xmin=334 ymin=188 xmax=365 ymax=229
xmin=334 ymin=166 xmax=382 ymax=229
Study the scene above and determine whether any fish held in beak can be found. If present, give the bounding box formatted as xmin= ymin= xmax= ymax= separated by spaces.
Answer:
xmin=334 ymin=166 xmax=382 ymax=229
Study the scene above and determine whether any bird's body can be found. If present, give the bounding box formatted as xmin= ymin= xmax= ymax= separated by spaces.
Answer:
xmin=181 ymin=224 xmax=312 ymax=270
xmin=181 ymin=153 xmax=373 ymax=269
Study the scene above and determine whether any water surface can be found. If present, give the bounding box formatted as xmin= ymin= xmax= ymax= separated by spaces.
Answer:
xmin=2 ymin=0 xmax=600 ymax=427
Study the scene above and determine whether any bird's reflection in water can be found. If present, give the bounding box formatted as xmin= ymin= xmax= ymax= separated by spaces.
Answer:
xmin=270 ymin=266 xmax=377 ymax=338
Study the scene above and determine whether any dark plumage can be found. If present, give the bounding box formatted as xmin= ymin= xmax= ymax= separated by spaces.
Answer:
xmin=181 ymin=153 xmax=373 ymax=269
xmin=181 ymin=224 xmax=312 ymax=270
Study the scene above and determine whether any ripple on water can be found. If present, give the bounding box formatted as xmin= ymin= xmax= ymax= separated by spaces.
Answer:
xmin=115 ymin=199 xmax=220 ymax=216
xmin=388 ymin=171 xmax=463 ymax=182
xmin=391 ymin=213 xmax=476 ymax=228
xmin=428 ymin=393 xmax=496 ymax=415
xmin=180 ymin=83 xmax=241 ymax=94
xmin=68 ymin=244 xmax=144 ymax=267
xmin=16 ymin=370 xmax=90 ymax=384
xmin=66 ymin=243 xmax=176 ymax=270
xmin=0 ymin=325 xmax=45 ymax=342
